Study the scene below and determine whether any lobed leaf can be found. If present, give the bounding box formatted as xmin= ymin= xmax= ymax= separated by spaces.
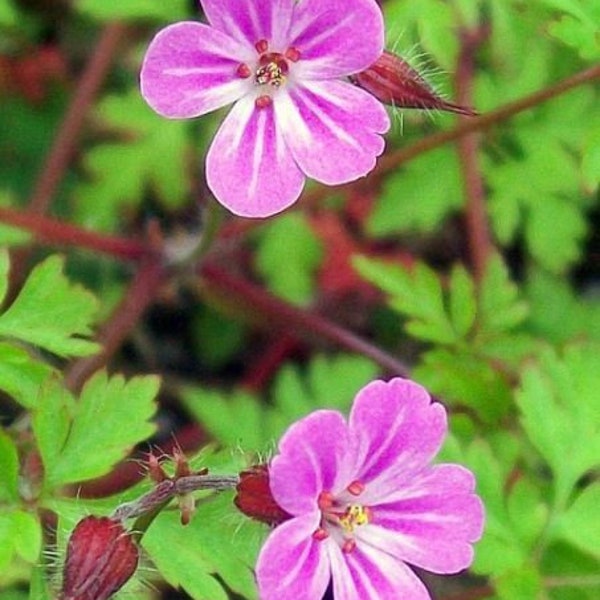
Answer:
xmin=0 ymin=252 xmax=99 ymax=357
xmin=36 ymin=372 xmax=159 ymax=488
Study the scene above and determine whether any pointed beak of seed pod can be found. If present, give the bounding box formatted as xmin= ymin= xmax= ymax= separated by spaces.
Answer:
xmin=351 ymin=50 xmax=477 ymax=116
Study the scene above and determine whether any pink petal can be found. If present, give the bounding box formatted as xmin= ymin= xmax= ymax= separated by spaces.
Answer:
xmin=140 ymin=22 xmax=253 ymax=119
xmin=275 ymin=81 xmax=389 ymax=186
xmin=361 ymin=464 xmax=485 ymax=574
xmin=346 ymin=379 xmax=447 ymax=500
xmin=289 ymin=0 xmax=384 ymax=80
xmin=269 ymin=410 xmax=352 ymax=516
xmin=206 ymin=96 xmax=305 ymax=217
xmin=329 ymin=542 xmax=432 ymax=600
xmin=256 ymin=514 xmax=330 ymax=600
xmin=200 ymin=0 xmax=295 ymax=50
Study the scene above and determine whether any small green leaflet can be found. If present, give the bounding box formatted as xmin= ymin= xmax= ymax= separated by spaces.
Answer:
xmin=0 ymin=251 xmax=99 ymax=357
xmin=34 ymin=371 xmax=159 ymax=489
xmin=516 ymin=344 xmax=600 ymax=509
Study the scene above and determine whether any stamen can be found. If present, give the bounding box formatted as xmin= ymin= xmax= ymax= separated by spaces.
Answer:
xmin=255 ymin=95 xmax=273 ymax=109
xmin=255 ymin=39 xmax=269 ymax=54
xmin=342 ymin=538 xmax=357 ymax=554
xmin=338 ymin=504 xmax=370 ymax=533
xmin=318 ymin=491 xmax=335 ymax=511
xmin=313 ymin=527 xmax=329 ymax=541
xmin=285 ymin=47 xmax=301 ymax=62
xmin=255 ymin=62 xmax=285 ymax=87
xmin=346 ymin=480 xmax=365 ymax=496
xmin=236 ymin=63 xmax=252 ymax=79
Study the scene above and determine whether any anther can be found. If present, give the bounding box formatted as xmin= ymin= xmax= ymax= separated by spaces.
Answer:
xmin=346 ymin=480 xmax=365 ymax=496
xmin=342 ymin=538 xmax=357 ymax=554
xmin=313 ymin=527 xmax=329 ymax=541
xmin=285 ymin=47 xmax=301 ymax=62
xmin=236 ymin=63 xmax=252 ymax=78
xmin=318 ymin=491 xmax=335 ymax=511
xmin=255 ymin=39 xmax=269 ymax=54
xmin=255 ymin=95 xmax=273 ymax=109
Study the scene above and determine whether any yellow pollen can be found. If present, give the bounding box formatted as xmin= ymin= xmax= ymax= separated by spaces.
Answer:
xmin=338 ymin=504 xmax=370 ymax=533
xmin=255 ymin=62 xmax=286 ymax=88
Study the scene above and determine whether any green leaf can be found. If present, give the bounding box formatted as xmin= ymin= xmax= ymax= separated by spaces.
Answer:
xmin=516 ymin=344 xmax=600 ymax=507
xmin=183 ymin=354 xmax=379 ymax=451
xmin=582 ymin=124 xmax=600 ymax=189
xmin=74 ymin=91 xmax=189 ymax=231
xmin=32 ymin=377 xmax=74 ymax=483
xmin=182 ymin=387 xmax=266 ymax=451
xmin=554 ymin=484 xmax=600 ymax=558
xmin=39 ymin=371 xmax=158 ymax=488
xmin=478 ymin=255 xmax=528 ymax=337
xmin=255 ymin=214 xmax=323 ymax=305
xmin=76 ymin=0 xmax=188 ymax=22
xmin=0 ymin=252 xmax=99 ymax=357
xmin=413 ymin=348 xmax=512 ymax=423
xmin=368 ymin=147 xmax=463 ymax=237
xmin=486 ymin=91 xmax=596 ymax=272
xmin=0 ymin=430 xmax=19 ymax=503
xmin=525 ymin=268 xmax=600 ymax=344
xmin=0 ymin=342 xmax=55 ymax=409
xmin=354 ymin=257 xmax=459 ymax=344
xmin=542 ymin=542 xmax=600 ymax=600
xmin=0 ymin=0 xmax=19 ymax=26
xmin=144 ymin=493 xmax=262 ymax=600
xmin=0 ymin=510 xmax=41 ymax=570
xmin=465 ymin=440 xmax=530 ymax=576
xmin=448 ymin=264 xmax=477 ymax=338
xmin=495 ymin=564 xmax=543 ymax=600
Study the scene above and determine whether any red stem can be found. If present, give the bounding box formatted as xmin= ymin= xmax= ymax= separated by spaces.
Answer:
xmin=65 ymin=256 xmax=167 ymax=392
xmin=27 ymin=22 xmax=127 ymax=214
xmin=200 ymin=263 xmax=410 ymax=377
xmin=0 ymin=206 xmax=148 ymax=261
xmin=299 ymin=64 xmax=600 ymax=209
xmin=455 ymin=27 xmax=492 ymax=281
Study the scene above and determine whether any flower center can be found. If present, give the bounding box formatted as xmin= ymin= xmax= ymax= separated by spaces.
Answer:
xmin=313 ymin=481 xmax=371 ymax=554
xmin=255 ymin=53 xmax=288 ymax=88
xmin=236 ymin=40 xmax=302 ymax=109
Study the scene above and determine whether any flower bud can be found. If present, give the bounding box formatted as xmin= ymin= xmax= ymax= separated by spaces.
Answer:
xmin=351 ymin=50 xmax=477 ymax=116
xmin=60 ymin=516 xmax=139 ymax=600
xmin=234 ymin=465 xmax=291 ymax=526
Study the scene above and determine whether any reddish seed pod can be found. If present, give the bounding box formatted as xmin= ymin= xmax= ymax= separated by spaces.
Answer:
xmin=351 ymin=50 xmax=477 ymax=116
xmin=234 ymin=465 xmax=291 ymax=526
xmin=60 ymin=516 xmax=139 ymax=600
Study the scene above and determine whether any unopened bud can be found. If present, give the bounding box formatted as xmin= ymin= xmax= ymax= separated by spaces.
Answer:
xmin=351 ymin=50 xmax=477 ymax=116
xmin=234 ymin=465 xmax=291 ymax=526
xmin=60 ymin=516 xmax=139 ymax=600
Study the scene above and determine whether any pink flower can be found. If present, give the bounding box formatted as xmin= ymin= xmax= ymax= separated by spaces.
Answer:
xmin=140 ymin=0 xmax=390 ymax=218
xmin=256 ymin=378 xmax=484 ymax=600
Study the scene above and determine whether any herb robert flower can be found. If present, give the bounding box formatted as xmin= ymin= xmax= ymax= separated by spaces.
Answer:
xmin=140 ymin=0 xmax=389 ymax=218
xmin=253 ymin=378 xmax=484 ymax=599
